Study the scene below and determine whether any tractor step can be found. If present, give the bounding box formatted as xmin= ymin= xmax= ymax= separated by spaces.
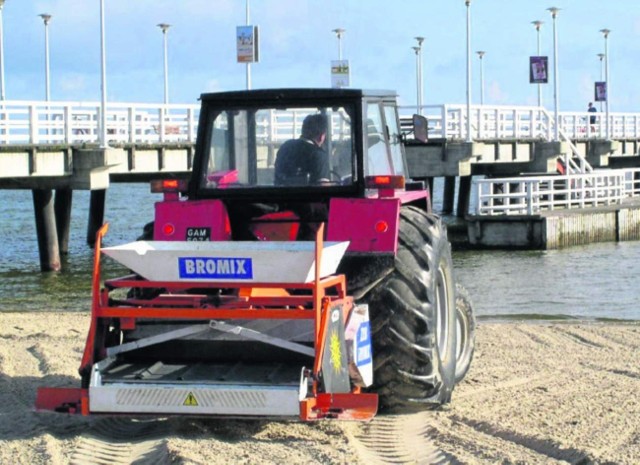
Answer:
xmin=89 ymin=359 xmax=307 ymax=417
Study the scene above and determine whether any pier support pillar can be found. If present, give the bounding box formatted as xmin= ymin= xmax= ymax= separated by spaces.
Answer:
xmin=54 ymin=189 xmax=73 ymax=255
xmin=87 ymin=189 xmax=106 ymax=248
xmin=457 ymin=176 xmax=472 ymax=218
xmin=426 ymin=177 xmax=434 ymax=202
xmin=442 ymin=176 xmax=456 ymax=214
xmin=32 ymin=189 xmax=61 ymax=272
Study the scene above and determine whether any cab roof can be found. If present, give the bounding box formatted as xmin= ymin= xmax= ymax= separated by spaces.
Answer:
xmin=199 ymin=88 xmax=398 ymax=103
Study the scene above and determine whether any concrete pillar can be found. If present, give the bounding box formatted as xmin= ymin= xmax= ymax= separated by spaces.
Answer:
xmin=442 ymin=176 xmax=456 ymax=214
xmin=457 ymin=176 xmax=472 ymax=218
xmin=32 ymin=189 xmax=61 ymax=272
xmin=54 ymin=189 xmax=73 ymax=255
xmin=87 ymin=189 xmax=106 ymax=247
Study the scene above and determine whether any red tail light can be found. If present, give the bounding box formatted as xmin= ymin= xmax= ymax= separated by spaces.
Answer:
xmin=150 ymin=179 xmax=188 ymax=193
xmin=365 ymin=175 xmax=405 ymax=190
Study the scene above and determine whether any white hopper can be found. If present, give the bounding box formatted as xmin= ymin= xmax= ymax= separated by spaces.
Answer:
xmin=101 ymin=240 xmax=350 ymax=284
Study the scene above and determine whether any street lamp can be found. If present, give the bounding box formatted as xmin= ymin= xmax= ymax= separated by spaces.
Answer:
xmin=414 ymin=36 xmax=424 ymax=114
xmin=0 ymin=0 xmax=6 ymax=100
xmin=532 ymin=20 xmax=543 ymax=107
xmin=157 ymin=23 xmax=171 ymax=104
xmin=332 ymin=28 xmax=345 ymax=61
xmin=412 ymin=46 xmax=421 ymax=112
xmin=99 ymin=0 xmax=108 ymax=148
xmin=476 ymin=51 xmax=485 ymax=105
xmin=39 ymin=14 xmax=52 ymax=102
xmin=600 ymin=28 xmax=610 ymax=139
xmin=547 ymin=7 xmax=560 ymax=142
xmin=465 ymin=0 xmax=472 ymax=142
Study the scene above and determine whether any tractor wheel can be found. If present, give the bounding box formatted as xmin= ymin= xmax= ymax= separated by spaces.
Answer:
xmin=360 ymin=206 xmax=457 ymax=412
xmin=454 ymin=283 xmax=476 ymax=384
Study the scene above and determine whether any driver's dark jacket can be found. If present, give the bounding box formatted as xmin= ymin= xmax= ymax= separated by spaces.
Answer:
xmin=274 ymin=138 xmax=329 ymax=185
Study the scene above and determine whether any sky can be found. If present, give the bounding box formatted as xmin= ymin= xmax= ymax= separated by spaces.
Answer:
xmin=3 ymin=0 xmax=640 ymax=112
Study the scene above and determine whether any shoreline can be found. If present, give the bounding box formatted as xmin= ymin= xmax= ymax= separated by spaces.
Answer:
xmin=1 ymin=312 xmax=638 ymax=464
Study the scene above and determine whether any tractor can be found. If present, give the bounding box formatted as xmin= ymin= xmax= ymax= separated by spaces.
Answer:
xmin=36 ymin=88 xmax=475 ymax=420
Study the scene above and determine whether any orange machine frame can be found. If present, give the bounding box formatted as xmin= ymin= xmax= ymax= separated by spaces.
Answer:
xmin=36 ymin=223 xmax=377 ymax=421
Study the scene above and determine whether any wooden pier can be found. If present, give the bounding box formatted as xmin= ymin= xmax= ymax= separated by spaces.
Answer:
xmin=0 ymin=143 xmax=193 ymax=271
xmin=4 ymin=100 xmax=640 ymax=269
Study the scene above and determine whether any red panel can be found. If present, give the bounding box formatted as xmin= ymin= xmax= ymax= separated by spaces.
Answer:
xmin=35 ymin=388 xmax=85 ymax=414
xmin=327 ymin=198 xmax=399 ymax=253
xmin=154 ymin=199 xmax=231 ymax=241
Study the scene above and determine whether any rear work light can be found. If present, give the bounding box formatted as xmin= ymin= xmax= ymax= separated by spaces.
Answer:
xmin=151 ymin=179 xmax=188 ymax=201
xmin=150 ymin=179 xmax=189 ymax=194
xmin=365 ymin=175 xmax=406 ymax=190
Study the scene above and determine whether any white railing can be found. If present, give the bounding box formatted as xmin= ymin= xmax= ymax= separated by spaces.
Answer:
xmin=0 ymin=100 xmax=200 ymax=145
xmin=474 ymin=169 xmax=640 ymax=216
xmin=399 ymin=104 xmax=640 ymax=142
xmin=1 ymin=100 xmax=639 ymax=147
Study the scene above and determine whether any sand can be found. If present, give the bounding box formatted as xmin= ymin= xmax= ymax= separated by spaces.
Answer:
xmin=1 ymin=312 xmax=638 ymax=464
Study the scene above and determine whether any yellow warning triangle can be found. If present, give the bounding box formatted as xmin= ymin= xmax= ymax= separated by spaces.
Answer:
xmin=183 ymin=392 xmax=199 ymax=407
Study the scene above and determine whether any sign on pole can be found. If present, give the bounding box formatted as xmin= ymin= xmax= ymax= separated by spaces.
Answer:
xmin=236 ymin=25 xmax=259 ymax=63
xmin=595 ymin=81 xmax=607 ymax=102
xmin=331 ymin=60 xmax=350 ymax=88
xmin=529 ymin=56 xmax=548 ymax=84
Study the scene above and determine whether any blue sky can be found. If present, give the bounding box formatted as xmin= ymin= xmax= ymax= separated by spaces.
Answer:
xmin=3 ymin=1 xmax=639 ymax=111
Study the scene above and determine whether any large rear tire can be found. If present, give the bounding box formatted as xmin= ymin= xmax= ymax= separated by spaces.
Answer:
xmin=454 ymin=283 xmax=476 ymax=384
xmin=359 ymin=206 xmax=457 ymax=412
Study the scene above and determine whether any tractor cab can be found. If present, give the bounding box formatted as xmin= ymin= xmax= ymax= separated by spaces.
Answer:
xmin=190 ymin=88 xmax=410 ymax=201
xmin=175 ymin=88 xmax=420 ymax=242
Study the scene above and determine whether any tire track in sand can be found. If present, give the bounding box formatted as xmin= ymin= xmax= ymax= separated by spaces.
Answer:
xmin=69 ymin=418 xmax=173 ymax=465
xmin=345 ymin=413 xmax=455 ymax=464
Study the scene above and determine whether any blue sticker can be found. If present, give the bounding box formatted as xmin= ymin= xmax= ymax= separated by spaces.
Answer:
xmin=178 ymin=257 xmax=253 ymax=280
xmin=355 ymin=321 xmax=372 ymax=366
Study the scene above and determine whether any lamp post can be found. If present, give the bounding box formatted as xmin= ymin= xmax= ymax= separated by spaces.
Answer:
xmin=99 ymin=0 xmax=108 ymax=148
xmin=600 ymin=28 xmax=610 ymax=139
xmin=465 ymin=0 xmax=472 ymax=142
xmin=0 ymin=0 xmax=6 ymax=101
xmin=39 ymin=14 xmax=52 ymax=102
xmin=414 ymin=36 xmax=424 ymax=114
xmin=476 ymin=51 xmax=485 ymax=105
xmin=412 ymin=46 xmax=421 ymax=113
xmin=547 ymin=7 xmax=560 ymax=142
xmin=157 ymin=23 xmax=170 ymax=104
xmin=333 ymin=28 xmax=345 ymax=61
xmin=597 ymin=52 xmax=605 ymax=111
xmin=532 ymin=20 xmax=543 ymax=107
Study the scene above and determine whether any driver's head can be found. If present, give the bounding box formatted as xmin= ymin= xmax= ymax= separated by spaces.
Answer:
xmin=301 ymin=114 xmax=327 ymax=144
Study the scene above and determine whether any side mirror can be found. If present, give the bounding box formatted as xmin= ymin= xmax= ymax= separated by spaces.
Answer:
xmin=412 ymin=114 xmax=428 ymax=143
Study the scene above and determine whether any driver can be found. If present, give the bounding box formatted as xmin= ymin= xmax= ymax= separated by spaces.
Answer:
xmin=274 ymin=114 xmax=330 ymax=185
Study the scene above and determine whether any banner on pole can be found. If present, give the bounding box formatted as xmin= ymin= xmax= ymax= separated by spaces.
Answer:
xmin=331 ymin=60 xmax=350 ymax=88
xmin=595 ymin=81 xmax=607 ymax=102
xmin=237 ymin=25 xmax=259 ymax=63
xmin=529 ymin=56 xmax=548 ymax=84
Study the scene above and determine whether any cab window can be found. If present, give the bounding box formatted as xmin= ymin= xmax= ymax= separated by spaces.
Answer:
xmin=200 ymin=105 xmax=355 ymax=190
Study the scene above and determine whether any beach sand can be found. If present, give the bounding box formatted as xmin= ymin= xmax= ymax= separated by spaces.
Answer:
xmin=1 ymin=312 xmax=638 ymax=464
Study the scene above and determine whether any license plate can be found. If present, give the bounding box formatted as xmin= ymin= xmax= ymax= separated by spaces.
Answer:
xmin=186 ymin=227 xmax=211 ymax=241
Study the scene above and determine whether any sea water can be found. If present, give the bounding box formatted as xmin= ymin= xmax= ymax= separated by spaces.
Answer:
xmin=0 ymin=183 xmax=638 ymax=320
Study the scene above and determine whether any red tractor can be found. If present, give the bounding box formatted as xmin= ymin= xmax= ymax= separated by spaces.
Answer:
xmin=37 ymin=88 xmax=474 ymax=420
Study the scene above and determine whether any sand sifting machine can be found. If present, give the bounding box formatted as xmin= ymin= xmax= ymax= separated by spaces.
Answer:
xmin=36 ymin=88 xmax=475 ymax=421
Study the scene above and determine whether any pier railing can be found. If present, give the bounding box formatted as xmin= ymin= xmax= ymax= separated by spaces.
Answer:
xmin=474 ymin=169 xmax=640 ymax=216
xmin=0 ymin=100 xmax=638 ymax=146
xmin=400 ymin=104 xmax=640 ymax=141
xmin=0 ymin=100 xmax=200 ymax=145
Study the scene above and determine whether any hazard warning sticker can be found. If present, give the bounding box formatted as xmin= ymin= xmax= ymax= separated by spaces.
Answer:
xmin=183 ymin=392 xmax=199 ymax=407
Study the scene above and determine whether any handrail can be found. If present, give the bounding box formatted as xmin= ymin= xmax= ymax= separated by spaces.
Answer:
xmin=398 ymin=104 xmax=640 ymax=143
xmin=1 ymin=99 xmax=640 ymax=147
xmin=474 ymin=168 xmax=640 ymax=216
